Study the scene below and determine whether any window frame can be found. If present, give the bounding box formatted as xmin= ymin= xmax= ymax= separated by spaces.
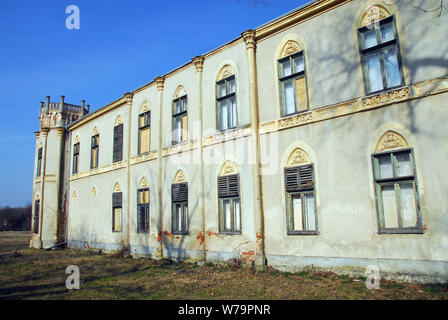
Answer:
xmin=90 ymin=134 xmax=99 ymax=169
xmin=36 ymin=147 xmax=42 ymax=177
xmin=358 ymin=15 xmax=405 ymax=95
xmin=371 ymin=148 xmax=423 ymax=234
xmin=72 ymin=142 xmax=80 ymax=174
xmin=33 ymin=199 xmax=40 ymax=234
xmin=112 ymin=192 xmax=122 ymax=233
xmin=172 ymin=95 xmax=188 ymax=145
xmin=171 ymin=182 xmax=189 ymax=235
xmin=113 ymin=123 xmax=123 ymax=163
xmin=216 ymin=75 xmax=237 ymax=131
xmin=218 ymin=174 xmax=241 ymax=235
xmin=284 ymin=164 xmax=318 ymax=236
xmin=138 ymin=111 xmax=151 ymax=155
xmin=137 ymin=188 xmax=150 ymax=234
xmin=278 ymin=50 xmax=308 ymax=117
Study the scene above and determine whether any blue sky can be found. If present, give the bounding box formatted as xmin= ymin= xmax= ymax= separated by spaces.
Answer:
xmin=0 ymin=0 xmax=308 ymax=207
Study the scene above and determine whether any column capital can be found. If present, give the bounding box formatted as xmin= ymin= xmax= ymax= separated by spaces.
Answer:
xmin=154 ymin=76 xmax=165 ymax=91
xmin=242 ymin=29 xmax=257 ymax=50
xmin=192 ymin=56 xmax=205 ymax=73
xmin=41 ymin=128 xmax=50 ymax=137
xmin=56 ymin=127 xmax=65 ymax=137
xmin=34 ymin=131 xmax=40 ymax=140
xmin=123 ymin=92 xmax=134 ymax=104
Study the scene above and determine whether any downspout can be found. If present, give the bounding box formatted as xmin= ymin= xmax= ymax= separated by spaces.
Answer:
xmin=192 ymin=56 xmax=206 ymax=261
xmin=155 ymin=77 xmax=165 ymax=258
xmin=242 ymin=30 xmax=266 ymax=270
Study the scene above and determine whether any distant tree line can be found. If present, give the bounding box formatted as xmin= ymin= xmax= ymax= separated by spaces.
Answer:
xmin=0 ymin=205 xmax=31 ymax=231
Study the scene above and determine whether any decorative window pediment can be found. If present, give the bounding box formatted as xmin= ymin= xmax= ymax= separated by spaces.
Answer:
xmin=217 ymin=65 xmax=235 ymax=81
xmin=360 ymin=5 xmax=391 ymax=27
xmin=376 ymin=130 xmax=408 ymax=152
xmin=219 ymin=160 xmax=238 ymax=176
xmin=287 ymin=148 xmax=311 ymax=167
xmin=280 ymin=40 xmax=301 ymax=58
xmin=173 ymin=170 xmax=187 ymax=183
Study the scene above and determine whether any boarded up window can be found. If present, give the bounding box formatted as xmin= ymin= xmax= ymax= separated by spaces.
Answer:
xmin=91 ymin=134 xmax=99 ymax=169
xmin=113 ymin=124 xmax=123 ymax=163
xmin=278 ymin=51 xmax=308 ymax=116
xmin=373 ymin=149 xmax=422 ymax=233
xmin=285 ymin=164 xmax=317 ymax=234
xmin=112 ymin=192 xmax=122 ymax=232
xmin=137 ymin=188 xmax=150 ymax=234
xmin=138 ymin=111 xmax=151 ymax=154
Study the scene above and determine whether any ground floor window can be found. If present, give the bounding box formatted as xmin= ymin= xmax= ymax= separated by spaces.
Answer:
xmin=285 ymin=164 xmax=318 ymax=235
xmin=137 ymin=188 xmax=150 ymax=234
xmin=33 ymin=200 xmax=40 ymax=234
xmin=112 ymin=192 xmax=122 ymax=232
xmin=218 ymin=174 xmax=241 ymax=234
xmin=172 ymin=183 xmax=188 ymax=235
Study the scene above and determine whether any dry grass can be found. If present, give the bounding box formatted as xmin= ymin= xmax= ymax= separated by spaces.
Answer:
xmin=0 ymin=231 xmax=447 ymax=300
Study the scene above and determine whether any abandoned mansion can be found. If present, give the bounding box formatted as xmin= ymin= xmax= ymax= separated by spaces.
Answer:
xmin=31 ymin=0 xmax=448 ymax=282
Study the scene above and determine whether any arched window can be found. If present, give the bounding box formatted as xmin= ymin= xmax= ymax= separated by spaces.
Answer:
xmin=138 ymin=103 xmax=151 ymax=155
xmin=171 ymin=170 xmax=188 ymax=235
xmin=113 ymin=116 xmax=123 ymax=163
xmin=72 ymin=136 xmax=80 ymax=174
xmin=372 ymin=131 xmax=422 ymax=233
xmin=112 ymin=182 xmax=122 ymax=232
xmin=358 ymin=5 xmax=404 ymax=94
xmin=216 ymin=65 xmax=237 ymax=131
xmin=91 ymin=127 xmax=99 ymax=169
xmin=284 ymin=148 xmax=317 ymax=235
xmin=172 ymin=86 xmax=188 ymax=145
xmin=218 ymin=161 xmax=241 ymax=234
xmin=278 ymin=40 xmax=309 ymax=116
xmin=137 ymin=177 xmax=150 ymax=234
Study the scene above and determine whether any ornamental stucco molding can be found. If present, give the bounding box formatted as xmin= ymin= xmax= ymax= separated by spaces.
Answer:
xmin=242 ymin=30 xmax=256 ymax=50
xmin=162 ymin=141 xmax=197 ymax=157
xmin=155 ymin=76 xmax=165 ymax=91
xmin=287 ymin=148 xmax=311 ymax=167
xmin=202 ymin=127 xmax=251 ymax=147
xmin=278 ymin=112 xmax=313 ymax=129
xmin=361 ymin=87 xmax=410 ymax=108
xmin=70 ymin=161 xmax=127 ymax=181
xmin=192 ymin=56 xmax=205 ymax=73
xmin=376 ymin=131 xmax=409 ymax=152
xmin=129 ymin=151 xmax=158 ymax=165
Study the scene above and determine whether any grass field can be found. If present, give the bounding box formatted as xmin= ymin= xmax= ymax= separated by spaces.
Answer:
xmin=0 ymin=231 xmax=447 ymax=300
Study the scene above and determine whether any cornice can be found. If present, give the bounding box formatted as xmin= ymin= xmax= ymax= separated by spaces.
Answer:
xmin=255 ymin=0 xmax=349 ymax=40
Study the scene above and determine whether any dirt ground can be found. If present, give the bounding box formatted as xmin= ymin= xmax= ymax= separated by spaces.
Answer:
xmin=0 ymin=231 xmax=447 ymax=300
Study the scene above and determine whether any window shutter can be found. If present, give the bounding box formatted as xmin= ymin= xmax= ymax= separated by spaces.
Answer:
xmin=172 ymin=183 xmax=188 ymax=203
xmin=38 ymin=148 xmax=42 ymax=159
xmin=285 ymin=165 xmax=314 ymax=191
xmin=113 ymin=192 xmax=122 ymax=207
xmin=218 ymin=174 xmax=240 ymax=197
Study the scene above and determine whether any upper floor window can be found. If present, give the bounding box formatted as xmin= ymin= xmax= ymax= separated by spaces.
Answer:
xmin=113 ymin=123 xmax=123 ymax=163
xmin=216 ymin=65 xmax=237 ymax=131
xmin=172 ymin=94 xmax=188 ymax=145
xmin=138 ymin=110 xmax=151 ymax=155
xmin=358 ymin=9 xmax=404 ymax=94
xmin=72 ymin=142 xmax=80 ymax=174
xmin=91 ymin=134 xmax=99 ymax=169
xmin=372 ymin=131 xmax=422 ymax=234
xmin=36 ymin=147 xmax=42 ymax=177
xmin=218 ymin=161 xmax=241 ymax=234
xmin=278 ymin=44 xmax=308 ymax=116
xmin=284 ymin=148 xmax=317 ymax=235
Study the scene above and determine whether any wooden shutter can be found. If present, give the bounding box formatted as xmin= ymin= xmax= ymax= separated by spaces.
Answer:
xmin=113 ymin=124 xmax=123 ymax=162
xmin=172 ymin=183 xmax=188 ymax=203
xmin=38 ymin=148 xmax=42 ymax=159
xmin=113 ymin=192 xmax=122 ymax=208
xmin=218 ymin=174 xmax=240 ymax=197
xmin=285 ymin=164 xmax=314 ymax=191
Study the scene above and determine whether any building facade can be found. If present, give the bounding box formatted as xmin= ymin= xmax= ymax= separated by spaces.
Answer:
xmin=31 ymin=0 xmax=448 ymax=282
